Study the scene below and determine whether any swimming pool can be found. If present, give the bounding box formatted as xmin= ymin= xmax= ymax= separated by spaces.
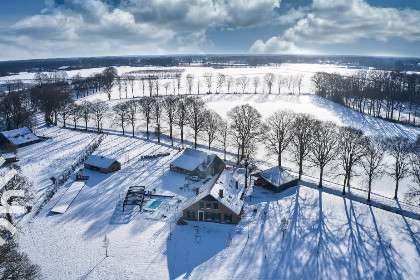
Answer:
xmin=148 ymin=200 xmax=162 ymax=209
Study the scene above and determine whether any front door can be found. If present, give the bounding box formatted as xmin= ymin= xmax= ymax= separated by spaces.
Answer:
xmin=198 ymin=211 xmax=204 ymax=221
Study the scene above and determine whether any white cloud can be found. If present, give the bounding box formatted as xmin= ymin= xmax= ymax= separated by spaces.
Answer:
xmin=0 ymin=0 xmax=281 ymax=60
xmin=249 ymin=36 xmax=310 ymax=54
xmin=249 ymin=0 xmax=420 ymax=55
xmin=277 ymin=6 xmax=309 ymax=25
xmin=284 ymin=0 xmax=420 ymax=44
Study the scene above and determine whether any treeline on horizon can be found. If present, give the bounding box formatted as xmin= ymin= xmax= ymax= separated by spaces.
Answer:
xmin=1 ymin=55 xmax=419 ymax=77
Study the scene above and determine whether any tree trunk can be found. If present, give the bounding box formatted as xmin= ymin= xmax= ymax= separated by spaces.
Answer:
xmin=170 ymin=123 xmax=173 ymax=146
xmin=394 ymin=179 xmax=399 ymax=199
xmin=318 ymin=166 xmax=324 ymax=188
xmin=180 ymin=125 xmax=184 ymax=143
xmin=367 ymin=178 xmax=372 ymax=202
xmin=146 ymin=121 xmax=150 ymax=139
xmin=132 ymin=123 xmax=135 ymax=137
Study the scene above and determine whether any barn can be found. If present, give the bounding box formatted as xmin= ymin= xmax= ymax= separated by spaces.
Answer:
xmin=170 ymin=148 xmax=226 ymax=179
xmin=83 ymin=155 xmax=121 ymax=174
xmin=0 ymin=127 xmax=40 ymax=148
xmin=252 ymin=166 xmax=298 ymax=193
xmin=182 ymin=170 xmax=244 ymax=224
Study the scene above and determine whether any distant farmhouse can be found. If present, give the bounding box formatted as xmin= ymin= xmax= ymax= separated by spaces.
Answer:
xmin=170 ymin=148 xmax=226 ymax=178
xmin=83 ymin=155 xmax=121 ymax=174
xmin=252 ymin=166 xmax=298 ymax=193
xmin=0 ymin=127 xmax=40 ymax=148
xmin=182 ymin=170 xmax=244 ymax=224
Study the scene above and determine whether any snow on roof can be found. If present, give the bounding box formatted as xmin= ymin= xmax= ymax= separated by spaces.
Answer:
xmin=0 ymin=156 xmax=5 ymax=167
xmin=186 ymin=170 xmax=244 ymax=215
xmin=0 ymin=127 xmax=39 ymax=145
xmin=2 ymin=153 xmax=16 ymax=160
xmin=170 ymin=148 xmax=215 ymax=172
xmin=51 ymin=182 xmax=85 ymax=214
xmin=256 ymin=166 xmax=298 ymax=187
xmin=84 ymin=155 xmax=118 ymax=169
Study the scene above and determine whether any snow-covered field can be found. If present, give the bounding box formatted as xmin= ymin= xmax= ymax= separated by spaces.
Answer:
xmin=2 ymin=64 xmax=420 ymax=279
xmin=13 ymin=128 xmax=420 ymax=280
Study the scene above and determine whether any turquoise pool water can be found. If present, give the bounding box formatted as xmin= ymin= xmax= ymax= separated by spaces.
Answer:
xmin=148 ymin=200 xmax=162 ymax=209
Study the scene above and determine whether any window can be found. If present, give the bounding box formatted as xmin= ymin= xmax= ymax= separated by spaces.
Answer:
xmin=187 ymin=211 xmax=195 ymax=220
xmin=213 ymin=213 xmax=221 ymax=222
xmin=206 ymin=203 xmax=211 ymax=209
xmin=205 ymin=212 xmax=212 ymax=220
xmin=224 ymin=214 xmax=232 ymax=223
xmin=199 ymin=202 xmax=204 ymax=209
xmin=213 ymin=203 xmax=218 ymax=210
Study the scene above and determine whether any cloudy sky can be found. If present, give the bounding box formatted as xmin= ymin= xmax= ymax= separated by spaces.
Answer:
xmin=0 ymin=0 xmax=419 ymax=61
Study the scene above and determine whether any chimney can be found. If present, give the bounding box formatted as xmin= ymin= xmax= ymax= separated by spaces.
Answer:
xmin=195 ymin=187 xmax=200 ymax=196
xmin=207 ymin=155 xmax=210 ymax=164
xmin=235 ymin=181 xmax=238 ymax=189
xmin=219 ymin=189 xmax=224 ymax=198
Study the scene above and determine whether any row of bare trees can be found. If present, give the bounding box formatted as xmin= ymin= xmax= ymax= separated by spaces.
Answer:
xmin=264 ymin=109 xmax=420 ymax=202
xmin=312 ymin=70 xmax=420 ymax=126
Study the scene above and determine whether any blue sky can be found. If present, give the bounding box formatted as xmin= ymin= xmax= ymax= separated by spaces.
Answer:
xmin=0 ymin=0 xmax=419 ymax=61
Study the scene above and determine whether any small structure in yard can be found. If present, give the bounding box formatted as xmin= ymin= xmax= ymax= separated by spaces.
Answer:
xmin=252 ymin=166 xmax=298 ymax=193
xmin=182 ymin=170 xmax=244 ymax=224
xmin=83 ymin=155 xmax=121 ymax=174
xmin=0 ymin=127 xmax=40 ymax=148
xmin=170 ymin=148 xmax=225 ymax=179
xmin=75 ymin=171 xmax=89 ymax=181
xmin=123 ymin=186 xmax=145 ymax=212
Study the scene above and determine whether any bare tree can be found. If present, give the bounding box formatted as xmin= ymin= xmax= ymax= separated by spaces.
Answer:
xmin=128 ymin=75 xmax=135 ymax=97
xmin=226 ymin=76 xmax=234 ymax=94
xmin=203 ymin=72 xmax=213 ymax=94
xmin=296 ymin=74 xmax=304 ymax=95
xmin=277 ymin=74 xmax=286 ymax=94
xmin=116 ymin=76 xmax=123 ymax=99
xmin=102 ymin=66 xmax=118 ymax=100
xmin=338 ymin=127 xmax=366 ymax=195
xmin=163 ymin=81 xmax=170 ymax=95
xmin=138 ymin=97 xmax=154 ymax=139
xmin=204 ymin=109 xmax=222 ymax=150
xmin=0 ymin=240 xmax=41 ymax=280
xmin=218 ymin=120 xmax=229 ymax=161
xmin=186 ymin=97 xmax=207 ymax=149
xmin=139 ymin=78 xmax=146 ymax=96
xmin=361 ymin=136 xmax=386 ymax=202
xmin=153 ymin=98 xmax=162 ymax=142
xmin=287 ymin=76 xmax=294 ymax=94
xmin=186 ymin=74 xmax=194 ymax=95
xmin=80 ymin=101 xmax=92 ymax=130
xmin=197 ymin=77 xmax=201 ymax=95
xmin=58 ymin=101 xmax=73 ymax=128
xmin=309 ymin=121 xmax=339 ymax=188
xmin=216 ymin=73 xmax=226 ymax=94
xmin=406 ymin=146 xmax=420 ymax=204
xmin=126 ymin=100 xmax=139 ymax=137
xmin=252 ymin=76 xmax=260 ymax=94
xmin=237 ymin=76 xmax=250 ymax=94
xmin=69 ymin=103 xmax=81 ymax=129
xmin=154 ymin=78 xmax=160 ymax=96
xmin=264 ymin=73 xmax=275 ymax=94
xmin=265 ymin=110 xmax=294 ymax=166
xmin=175 ymin=97 xmax=188 ymax=144
xmin=163 ymin=96 xmax=178 ymax=146
xmin=113 ymin=102 xmax=129 ymax=135
xmin=228 ymin=104 xmax=263 ymax=163
xmin=386 ymin=136 xmax=412 ymax=199
xmin=291 ymin=114 xmax=316 ymax=180
xmin=122 ymin=78 xmax=128 ymax=99
xmin=176 ymin=75 xmax=182 ymax=95
xmin=147 ymin=76 xmax=154 ymax=97
xmin=91 ymin=100 xmax=109 ymax=132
